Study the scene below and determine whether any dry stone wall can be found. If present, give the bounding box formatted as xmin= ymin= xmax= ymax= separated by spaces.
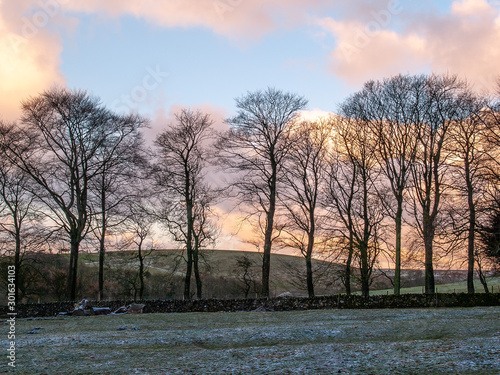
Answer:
xmin=2 ymin=293 xmax=499 ymax=318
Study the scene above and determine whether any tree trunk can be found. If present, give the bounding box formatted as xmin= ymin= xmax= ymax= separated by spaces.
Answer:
xmin=243 ymin=270 xmax=251 ymax=298
xmin=344 ymin=238 xmax=353 ymax=295
xmin=360 ymin=175 xmax=370 ymax=299
xmin=261 ymin=235 xmax=272 ymax=298
xmin=193 ymin=243 xmax=202 ymax=299
xmin=467 ymin=217 xmax=475 ymax=294
xmin=479 ymin=272 xmax=489 ymax=294
xmin=67 ymin=237 xmax=79 ymax=300
xmin=305 ymin=253 xmax=314 ymax=298
xmin=477 ymin=262 xmax=489 ymax=294
xmin=360 ymin=242 xmax=370 ymax=298
xmin=305 ymin=221 xmax=315 ymax=298
xmin=184 ymin=248 xmax=193 ymax=300
xmin=14 ymin=228 xmax=21 ymax=304
xmin=262 ymin=198 xmax=275 ymax=298
xmin=262 ymin=163 xmax=277 ymax=298
xmin=184 ymin=176 xmax=194 ymax=299
xmin=98 ymin=187 xmax=106 ymax=301
xmin=466 ymin=162 xmax=476 ymax=294
xmin=423 ymin=216 xmax=435 ymax=294
xmin=138 ymin=239 xmax=144 ymax=300
xmin=394 ymin=197 xmax=403 ymax=295
xmin=98 ymin=237 xmax=105 ymax=301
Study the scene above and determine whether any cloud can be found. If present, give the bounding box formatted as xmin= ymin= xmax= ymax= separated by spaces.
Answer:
xmin=320 ymin=17 xmax=427 ymax=83
xmin=213 ymin=208 xmax=258 ymax=251
xmin=62 ymin=0 xmax=332 ymax=41
xmin=150 ymin=102 xmax=228 ymax=138
xmin=319 ymin=0 xmax=500 ymax=92
xmin=0 ymin=0 xmax=335 ymax=121
xmin=452 ymin=0 xmax=492 ymax=15
xmin=149 ymin=102 xmax=252 ymax=251
xmin=299 ymin=109 xmax=335 ymax=121
xmin=0 ymin=1 xmax=68 ymax=121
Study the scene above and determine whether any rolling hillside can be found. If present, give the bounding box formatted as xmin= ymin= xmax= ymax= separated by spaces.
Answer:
xmin=3 ymin=249 xmax=497 ymax=303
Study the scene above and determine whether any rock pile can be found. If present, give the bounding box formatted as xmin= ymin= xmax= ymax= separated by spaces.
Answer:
xmin=61 ymin=300 xmax=145 ymax=317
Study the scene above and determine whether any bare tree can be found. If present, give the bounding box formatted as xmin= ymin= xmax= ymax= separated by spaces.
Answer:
xmin=339 ymin=75 xmax=421 ymax=295
xmin=154 ymin=108 xmax=217 ymax=300
xmin=325 ymin=147 xmax=357 ymax=295
xmin=217 ymin=87 xmax=307 ymax=297
xmin=1 ymin=88 xmax=142 ymax=300
xmin=477 ymin=81 xmax=500 ymax=269
xmin=325 ymin=116 xmax=384 ymax=297
xmin=89 ymin=114 xmax=147 ymax=300
xmin=409 ymin=74 xmax=475 ymax=294
xmin=191 ymin=187 xmax=220 ymax=298
xmin=234 ymin=255 xmax=259 ymax=298
xmin=479 ymin=187 xmax=500 ymax=268
xmin=0 ymin=126 xmax=44 ymax=302
xmin=446 ymin=96 xmax=489 ymax=293
xmin=475 ymin=205 xmax=499 ymax=293
xmin=125 ymin=199 xmax=156 ymax=300
xmin=279 ymin=118 xmax=330 ymax=297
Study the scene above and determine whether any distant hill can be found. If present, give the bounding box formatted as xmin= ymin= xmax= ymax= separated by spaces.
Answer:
xmin=80 ymin=249 xmax=343 ymax=299
xmin=83 ymin=249 xmax=499 ymax=296
xmin=2 ymin=249 xmax=496 ymax=303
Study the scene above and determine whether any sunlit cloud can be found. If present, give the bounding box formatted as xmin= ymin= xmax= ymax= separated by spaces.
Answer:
xmin=2 ymin=0 xmax=500 ymax=125
xmin=319 ymin=0 xmax=500 ymax=92
xmin=62 ymin=0 xmax=332 ymax=40
xmin=0 ymin=5 xmax=67 ymax=121
xmin=0 ymin=0 xmax=335 ymax=120
xmin=319 ymin=17 xmax=427 ymax=84
xmin=299 ymin=109 xmax=335 ymax=122
xmin=150 ymin=102 xmax=228 ymax=136
xmin=213 ymin=208 xmax=257 ymax=251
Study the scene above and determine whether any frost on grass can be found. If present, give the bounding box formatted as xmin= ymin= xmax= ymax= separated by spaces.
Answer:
xmin=2 ymin=307 xmax=499 ymax=374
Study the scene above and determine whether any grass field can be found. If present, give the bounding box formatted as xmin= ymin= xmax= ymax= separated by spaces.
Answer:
xmin=3 ymin=307 xmax=499 ymax=374
xmin=359 ymin=277 xmax=500 ymax=296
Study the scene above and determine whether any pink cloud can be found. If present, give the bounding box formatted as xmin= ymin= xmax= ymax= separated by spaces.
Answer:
xmin=150 ymin=102 xmax=228 ymax=138
xmin=319 ymin=18 xmax=427 ymax=85
xmin=0 ymin=0 xmax=75 ymax=121
xmin=299 ymin=109 xmax=335 ymax=121
xmin=0 ymin=30 xmax=66 ymax=121
xmin=320 ymin=0 xmax=500 ymax=92
xmin=62 ymin=0 xmax=332 ymax=41
xmin=0 ymin=0 xmax=334 ymax=121
xmin=452 ymin=0 xmax=492 ymax=16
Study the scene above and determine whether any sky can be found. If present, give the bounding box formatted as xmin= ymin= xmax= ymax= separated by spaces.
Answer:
xmin=2 ymin=0 xmax=500 ymax=127
xmin=2 ymin=0 xmax=500 ymax=250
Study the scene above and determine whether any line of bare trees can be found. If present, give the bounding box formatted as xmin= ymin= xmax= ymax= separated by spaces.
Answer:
xmin=1 ymin=74 xmax=500 ymax=302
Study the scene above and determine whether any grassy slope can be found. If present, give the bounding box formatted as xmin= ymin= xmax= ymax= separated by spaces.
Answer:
xmin=81 ymin=249 xmax=314 ymax=275
xmin=45 ymin=249 xmax=496 ymax=299
xmin=365 ymin=277 xmax=500 ymax=295
xmin=80 ymin=249 xmax=338 ymax=297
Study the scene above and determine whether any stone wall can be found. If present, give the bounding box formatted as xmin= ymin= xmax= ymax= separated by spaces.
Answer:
xmin=2 ymin=293 xmax=499 ymax=318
